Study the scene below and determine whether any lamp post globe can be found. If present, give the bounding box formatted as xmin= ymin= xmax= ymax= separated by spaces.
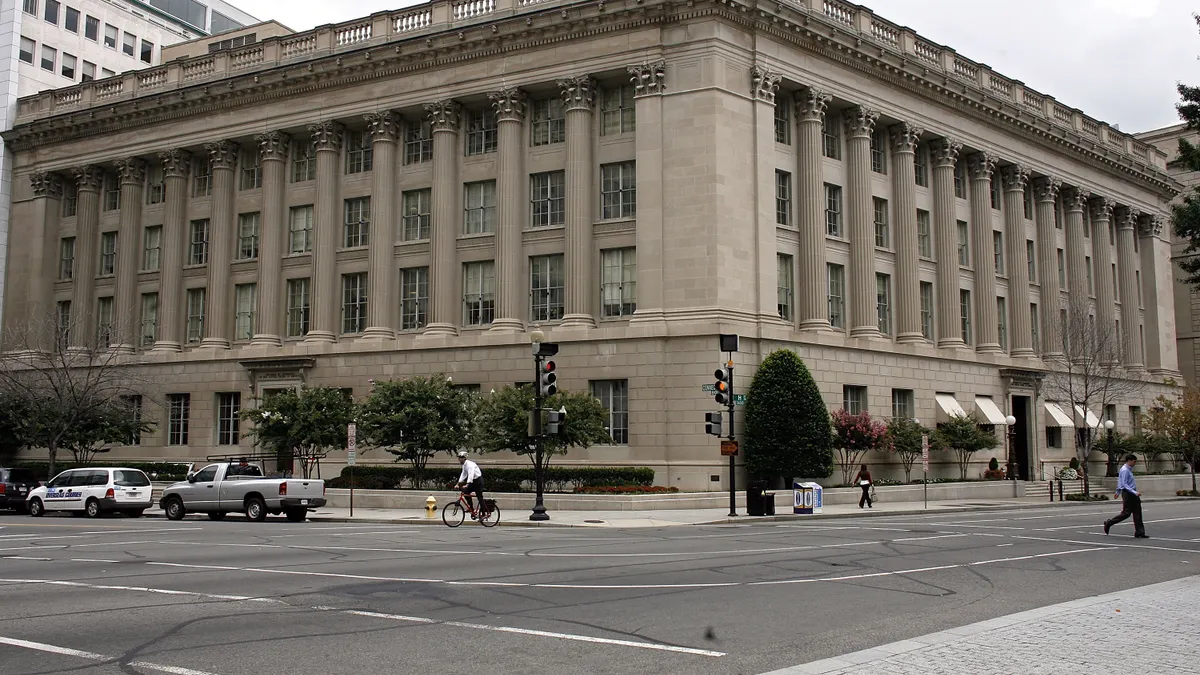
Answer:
xmin=1104 ymin=419 xmax=1115 ymax=431
xmin=1005 ymin=415 xmax=1016 ymax=426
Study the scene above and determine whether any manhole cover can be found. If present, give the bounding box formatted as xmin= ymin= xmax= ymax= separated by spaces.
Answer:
xmin=584 ymin=519 xmax=605 ymax=524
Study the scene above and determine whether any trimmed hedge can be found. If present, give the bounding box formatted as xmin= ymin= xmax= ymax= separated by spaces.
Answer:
xmin=327 ymin=465 xmax=655 ymax=492
xmin=12 ymin=461 xmax=192 ymax=482
xmin=575 ymin=486 xmax=679 ymax=494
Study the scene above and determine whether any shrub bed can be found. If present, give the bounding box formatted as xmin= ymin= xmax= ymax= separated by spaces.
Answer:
xmin=13 ymin=461 xmax=192 ymax=482
xmin=1176 ymin=490 xmax=1200 ymax=497
xmin=327 ymin=465 xmax=655 ymax=492
xmin=1065 ymin=493 xmax=1110 ymax=501
xmin=575 ymin=486 xmax=680 ymax=494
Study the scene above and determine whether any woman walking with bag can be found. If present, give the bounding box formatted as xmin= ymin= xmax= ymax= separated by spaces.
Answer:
xmin=856 ymin=464 xmax=873 ymax=509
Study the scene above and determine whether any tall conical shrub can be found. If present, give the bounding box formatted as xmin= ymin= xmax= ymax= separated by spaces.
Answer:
xmin=743 ymin=349 xmax=834 ymax=483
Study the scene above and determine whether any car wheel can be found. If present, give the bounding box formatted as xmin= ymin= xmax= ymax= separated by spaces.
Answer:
xmin=207 ymin=512 xmax=226 ymax=521
xmin=284 ymin=508 xmax=307 ymax=522
xmin=125 ymin=509 xmax=144 ymax=518
xmin=163 ymin=497 xmax=185 ymax=521
xmin=27 ymin=498 xmax=43 ymax=517
xmin=84 ymin=498 xmax=101 ymax=518
xmin=245 ymin=497 xmax=266 ymax=522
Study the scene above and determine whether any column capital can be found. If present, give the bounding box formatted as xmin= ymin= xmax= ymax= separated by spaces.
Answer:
xmin=627 ymin=60 xmax=666 ymax=96
xmin=794 ymin=87 xmax=831 ymax=122
xmin=307 ymin=122 xmax=344 ymax=152
xmin=364 ymin=111 xmax=400 ymax=142
xmin=71 ymin=164 xmax=105 ymax=192
xmin=966 ymin=152 xmax=997 ymax=181
xmin=1000 ymin=164 xmax=1030 ymax=192
xmin=425 ymin=100 xmax=462 ymax=133
xmin=114 ymin=157 xmax=147 ymax=185
xmin=159 ymin=149 xmax=192 ymax=178
xmin=205 ymin=140 xmax=240 ymax=169
xmin=842 ymin=105 xmax=879 ymax=138
xmin=1089 ymin=196 xmax=1115 ymax=222
xmin=1032 ymin=175 xmax=1062 ymax=203
xmin=255 ymin=130 xmax=291 ymax=161
xmin=888 ymin=122 xmax=924 ymax=154
xmin=1138 ymin=213 xmax=1165 ymax=238
xmin=30 ymin=171 xmax=64 ymax=198
xmin=751 ymin=65 xmax=781 ymax=104
xmin=1062 ymin=186 xmax=1090 ymax=212
xmin=929 ymin=137 xmax=963 ymax=168
xmin=488 ymin=88 xmax=527 ymax=122
xmin=1116 ymin=206 xmax=1141 ymax=230
xmin=558 ymin=75 xmax=596 ymax=111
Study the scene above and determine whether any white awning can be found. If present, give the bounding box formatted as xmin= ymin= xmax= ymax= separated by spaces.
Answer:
xmin=974 ymin=397 xmax=1008 ymax=425
xmin=1044 ymin=403 xmax=1074 ymax=428
xmin=1074 ymin=405 xmax=1101 ymax=429
xmin=935 ymin=394 xmax=966 ymax=423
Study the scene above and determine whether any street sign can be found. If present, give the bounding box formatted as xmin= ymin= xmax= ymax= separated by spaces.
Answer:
xmin=347 ymin=422 xmax=357 ymax=466
xmin=721 ymin=440 xmax=739 ymax=456
xmin=921 ymin=434 xmax=929 ymax=472
xmin=702 ymin=383 xmax=717 ymax=393
xmin=733 ymin=394 xmax=746 ymax=405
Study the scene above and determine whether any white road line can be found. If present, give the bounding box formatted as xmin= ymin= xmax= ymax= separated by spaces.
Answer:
xmin=890 ymin=534 xmax=969 ymax=543
xmin=1013 ymin=535 xmax=1200 ymax=554
xmin=0 ymin=577 xmax=278 ymax=603
xmin=0 ymin=527 xmax=199 ymax=541
xmin=1144 ymin=516 xmax=1200 ymax=524
xmin=0 ymin=540 xmax=161 ymax=552
xmin=69 ymin=558 xmax=120 ymax=563
xmin=0 ymin=635 xmax=223 ymax=675
xmin=2 ymin=556 xmax=52 ymax=561
xmin=146 ymin=561 xmax=445 ymax=584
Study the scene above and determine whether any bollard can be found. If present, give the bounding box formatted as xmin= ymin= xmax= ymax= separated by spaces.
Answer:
xmin=425 ymin=495 xmax=437 ymax=518
xmin=1049 ymin=480 xmax=1054 ymax=502
xmin=1057 ymin=480 xmax=1064 ymax=502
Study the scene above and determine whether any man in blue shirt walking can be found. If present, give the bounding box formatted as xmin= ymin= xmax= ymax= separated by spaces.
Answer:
xmin=1104 ymin=454 xmax=1147 ymax=538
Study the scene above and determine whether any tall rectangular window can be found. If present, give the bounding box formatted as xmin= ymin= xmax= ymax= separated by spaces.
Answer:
xmin=993 ymin=231 xmax=1004 ymax=275
xmin=1027 ymin=240 xmax=1036 ymax=281
xmin=234 ymin=283 xmax=256 ymax=340
xmin=343 ymin=198 xmax=370 ymax=248
xmin=291 ymin=139 xmax=315 ymax=182
xmin=914 ymin=146 xmax=928 ymax=187
xmin=289 ymin=206 xmax=313 ymax=253
xmin=960 ymin=290 xmax=972 ymax=344
xmin=104 ymin=173 xmax=119 ymax=211
xmin=1131 ymin=406 xmax=1143 ymax=433
xmin=1112 ymin=264 xmax=1119 ymax=300
xmin=917 ymin=209 xmax=932 ymax=258
xmin=530 ymin=172 xmax=565 ymax=228
xmin=61 ymin=52 xmax=76 ymax=79
xmin=140 ymin=40 xmax=153 ymax=64
xmin=400 ymin=267 xmax=429 ymax=330
xmin=1057 ymin=249 xmax=1066 ymax=286
xmin=192 ymin=159 xmax=212 ymax=198
xmin=776 ymin=171 xmax=792 ymax=226
xmin=96 ymin=296 xmax=114 ymax=346
xmin=843 ymin=385 xmax=867 ymax=414
xmin=1023 ymin=187 xmax=1033 ymax=220
xmin=828 ymin=263 xmax=845 ymax=329
xmin=920 ymin=282 xmax=934 ymax=341
xmin=822 ymin=117 xmax=840 ymax=159
xmin=600 ymin=85 xmax=635 ymax=135
xmin=876 ymin=273 xmax=891 ymax=335
xmin=59 ymin=238 xmax=75 ymax=280
xmin=530 ymin=254 xmax=565 ymax=322
xmin=989 ymin=177 xmax=1001 ymax=210
xmin=997 ymin=296 xmax=1008 ymax=350
xmin=892 ymin=389 xmax=914 ymax=420
xmin=65 ymin=6 xmax=79 ymax=32
xmin=1086 ymin=256 xmax=1094 ymax=294
xmin=122 ymin=31 xmax=135 ymax=57
xmin=19 ymin=37 xmax=34 ymax=64
xmin=167 ymin=394 xmax=190 ymax=446
xmin=44 ymin=0 xmax=58 ymax=24
xmin=341 ymin=273 xmax=367 ymax=334
xmin=870 ymin=129 xmax=887 ymax=174
xmin=188 ymin=220 xmax=209 ymax=265
xmin=601 ymin=162 xmax=636 ymax=220
xmin=463 ymin=261 xmax=495 ymax=326
xmin=465 ymin=109 xmax=498 ymax=156
xmin=774 ymin=100 xmax=791 ymax=144
xmin=286 ymin=279 xmax=310 ymax=337
xmin=236 ymin=213 xmax=260 ymax=260
xmin=345 ymin=130 xmax=373 ymax=173
xmin=1031 ymin=303 xmax=1040 ymax=353
xmin=146 ymin=164 xmax=164 ymax=204
xmin=954 ymin=162 xmax=965 ymax=199
xmin=874 ymin=197 xmax=889 ymax=248
xmin=530 ymin=98 xmax=565 ymax=146
xmin=40 ymin=45 xmax=55 ymax=71
xmin=463 ymin=181 xmax=496 ymax=234
xmin=825 ymin=184 xmax=843 ymax=237
xmin=142 ymin=226 xmax=161 ymax=271
xmin=22 ymin=0 xmax=37 ymax=16
xmin=217 ymin=393 xmax=240 ymax=445
xmin=55 ymin=300 xmax=71 ymax=350
xmin=81 ymin=60 xmax=94 ymax=82
xmin=778 ymin=254 xmax=795 ymax=321
xmin=591 ymin=380 xmax=630 ymax=444
xmin=957 ymin=221 xmax=970 ymax=266
xmin=185 ymin=289 xmax=205 ymax=344
xmin=404 ymin=120 xmax=433 ymax=164
xmin=104 ymin=24 xmax=117 ymax=49
xmin=85 ymin=15 xmax=98 ymax=41
xmin=402 ymin=190 xmax=431 ymax=241
xmin=601 ymin=248 xmax=636 ymax=318
xmin=99 ymin=232 xmax=116 ymax=276
xmin=239 ymin=148 xmax=261 ymax=190
xmin=140 ymin=293 xmax=157 ymax=346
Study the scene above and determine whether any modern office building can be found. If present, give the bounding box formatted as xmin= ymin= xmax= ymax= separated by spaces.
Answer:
xmin=2 ymin=0 xmax=1182 ymax=489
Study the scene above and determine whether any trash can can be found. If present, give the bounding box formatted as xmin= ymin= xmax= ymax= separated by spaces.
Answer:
xmin=792 ymin=481 xmax=824 ymax=515
xmin=763 ymin=492 xmax=776 ymax=515
xmin=746 ymin=483 xmax=766 ymax=517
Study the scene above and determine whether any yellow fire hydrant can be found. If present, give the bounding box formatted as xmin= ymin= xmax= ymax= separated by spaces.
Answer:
xmin=425 ymin=495 xmax=437 ymax=519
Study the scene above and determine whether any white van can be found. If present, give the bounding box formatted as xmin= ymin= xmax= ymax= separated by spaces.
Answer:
xmin=26 ymin=467 xmax=153 ymax=518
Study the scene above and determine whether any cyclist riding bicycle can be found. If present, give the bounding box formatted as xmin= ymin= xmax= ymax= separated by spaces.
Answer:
xmin=453 ymin=451 xmax=486 ymax=518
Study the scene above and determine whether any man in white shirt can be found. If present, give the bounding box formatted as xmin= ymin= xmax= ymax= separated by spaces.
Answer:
xmin=454 ymin=451 xmax=485 ymax=518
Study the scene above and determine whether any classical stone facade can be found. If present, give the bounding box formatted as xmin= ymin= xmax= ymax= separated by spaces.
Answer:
xmin=2 ymin=0 xmax=1182 ymax=489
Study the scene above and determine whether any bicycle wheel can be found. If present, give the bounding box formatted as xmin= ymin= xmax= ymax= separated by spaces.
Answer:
xmin=442 ymin=502 xmax=465 ymax=527
xmin=480 ymin=503 xmax=500 ymax=528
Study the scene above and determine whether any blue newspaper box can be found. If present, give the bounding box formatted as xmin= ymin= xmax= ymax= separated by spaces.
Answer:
xmin=792 ymin=481 xmax=823 ymax=515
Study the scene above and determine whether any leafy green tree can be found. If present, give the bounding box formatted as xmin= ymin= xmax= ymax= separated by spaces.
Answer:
xmin=743 ymin=349 xmax=833 ymax=484
xmin=62 ymin=398 xmax=154 ymax=464
xmin=1146 ymin=389 xmax=1200 ymax=494
xmin=358 ymin=376 xmax=477 ymax=488
xmin=886 ymin=416 xmax=930 ymax=483
xmin=933 ymin=413 xmax=999 ymax=480
xmin=473 ymin=385 xmax=612 ymax=476
xmin=831 ymin=409 xmax=891 ymax=486
xmin=0 ymin=393 xmax=31 ymax=462
xmin=242 ymin=387 xmax=356 ymax=478
xmin=1172 ymin=21 xmax=1200 ymax=289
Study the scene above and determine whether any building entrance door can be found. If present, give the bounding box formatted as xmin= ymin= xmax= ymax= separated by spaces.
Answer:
xmin=1011 ymin=395 xmax=1032 ymax=480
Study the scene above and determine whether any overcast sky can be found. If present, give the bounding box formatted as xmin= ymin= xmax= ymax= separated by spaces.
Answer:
xmin=233 ymin=0 xmax=1200 ymax=133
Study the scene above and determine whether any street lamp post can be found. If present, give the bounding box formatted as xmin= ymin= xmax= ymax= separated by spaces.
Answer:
xmin=529 ymin=326 xmax=557 ymax=522
xmin=1005 ymin=415 xmax=1017 ymax=483
xmin=1104 ymin=419 xmax=1116 ymax=478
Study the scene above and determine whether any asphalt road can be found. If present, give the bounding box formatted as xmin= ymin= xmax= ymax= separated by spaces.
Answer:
xmin=0 ymin=500 xmax=1197 ymax=675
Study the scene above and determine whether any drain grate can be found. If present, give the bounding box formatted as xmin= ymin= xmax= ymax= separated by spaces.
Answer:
xmin=584 ymin=519 xmax=606 ymax=524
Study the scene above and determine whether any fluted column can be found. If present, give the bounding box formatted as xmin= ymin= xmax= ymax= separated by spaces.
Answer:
xmin=1033 ymin=176 xmax=1062 ymax=358
xmin=1062 ymin=187 xmax=1091 ymax=315
xmin=305 ymin=122 xmax=344 ymax=343
xmin=930 ymin=138 xmax=964 ymax=349
xmin=796 ymin=87 xmax=832 ymax=331
xmin=1116 ymin=208 xmax=1144 ymax=369
xmin=491 ymin=89 xmax=531 ymax=331
xmin=559 ymin=76 xmax=597 ymax=329
xmin=69 ymin=165 xmax=103 ymax=348
xmin=153 ymin=149 xmax=190 ymax=352
xmin=253 ymin=132 xmax=288 ymax=346
xmin=890 ymin=122 xmax=924 ymax=343
xmin=967 ymin=153 xmax=1000 ymax=354
xmin=423 ymin=101 xmax=462 ymax=337
xmin=112 ymin=157 xmax=146 ymax=353
xmin=28 ymin=172 xmax=63 ymax=348
xmin=844 ymin=106 xmax=880 ymax=339
xmin=1090 ymin=198 xmax=1118 ymax=363
xmin=1002 ymin=164 xmax=1034 ymax=358
xmin=201 ymin=140 xmax=238 ymax=349
xmin=360 ymin=112 xmax=400 ymax=341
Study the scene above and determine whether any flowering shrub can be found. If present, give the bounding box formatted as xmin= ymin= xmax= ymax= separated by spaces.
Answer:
xmin=575 ymin=485 xmax=680 ymax=494
xmin=831 ymin=409 xmax=891 ymax=486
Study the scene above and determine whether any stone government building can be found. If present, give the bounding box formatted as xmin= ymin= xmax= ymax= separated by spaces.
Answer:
xmin=1 ymin=0 xmax=1183 ymax=490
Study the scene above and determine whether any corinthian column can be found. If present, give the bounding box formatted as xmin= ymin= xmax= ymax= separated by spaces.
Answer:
xmin=1033 ymin=176 xmax=1062 ymax=358
xmin=930 ymin=138 xmax=964 ymax=349
xmin=1115 ymin=207 xmax=1144 ymax=369
xmin=111 ymin=157 xmax=146 ymax=353
xmin=490 ymin=89 xmax=530 ymax=331
xmin=305 ymin=122 xmax=344 ymax=344
xmin=890 ymin=122 xmax=924 ymax=343
xmin=1090 ymin=197 xmax=1117 ymax=361
xmin=559 ymin=76 xmax=597 ymax=329
xmin=844 ymin=105 xmax=880 ymax=339
xmin=966 ymin=152 xmax=1001 ymax=354
xmin=253 ymin=132 xmax=288 ymax=346
xmin=28 ymin=172 xmax=63 ymax=348
xmin=1062 ymin=186 xmax=1091 ymax=316
xmin=153 ymin=149 xmax=190 ymax=352
xmin=201 ymin=140 xmax=238 ymax=349
xmin=796 ymin=87 xmax=832 ymax=331
xmin=1002 ymin=164 xmax=1034 ymax=358
xmin=423 ymin=100 xmax=462 ymax=337
xmin=361 ymin=112 xmax=400 ymax=341
xmin=69 ymin=165 xmax=103 ymax=347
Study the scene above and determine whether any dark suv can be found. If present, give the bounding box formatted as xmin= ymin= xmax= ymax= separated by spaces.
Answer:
xmin=0 ymin=468 xmax=40 ymax=513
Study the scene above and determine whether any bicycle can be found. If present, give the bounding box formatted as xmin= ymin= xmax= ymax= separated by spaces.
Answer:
xmin=442 ymin=489 xmax=500 ymax=527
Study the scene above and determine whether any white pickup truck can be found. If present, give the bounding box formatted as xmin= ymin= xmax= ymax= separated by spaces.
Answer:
xmin=159 ymin=461 xmax=326 ymax=522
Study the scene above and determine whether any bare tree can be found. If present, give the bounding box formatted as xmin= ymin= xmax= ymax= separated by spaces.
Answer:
xmin=1042 ymin=300 xmax=1146 ymax=495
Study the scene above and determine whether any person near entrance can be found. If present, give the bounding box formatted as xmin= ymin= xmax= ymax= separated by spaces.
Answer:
xmin=855 ymin=464 xmax=873 ymax=509
xmin=1104 ymin=454 xmax=1147 ymax=538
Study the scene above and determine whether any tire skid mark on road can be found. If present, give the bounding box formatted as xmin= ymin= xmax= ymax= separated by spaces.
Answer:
xmin=0 ymin=635 xmax=224 ymax=675
xmin=1012 ymin=534 xmax=1200 ymax=554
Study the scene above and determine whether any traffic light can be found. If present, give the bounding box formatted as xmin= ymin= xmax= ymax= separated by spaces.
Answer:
xmin=705 ymin=411 xmax=722 ymax=437
xmin=539 ymin=360 xmax=558 ymax=397
xmin=547 ymin=407 xmax=566 ymax=435
xmin=713 ymin=368 xmax=730 ymax=405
